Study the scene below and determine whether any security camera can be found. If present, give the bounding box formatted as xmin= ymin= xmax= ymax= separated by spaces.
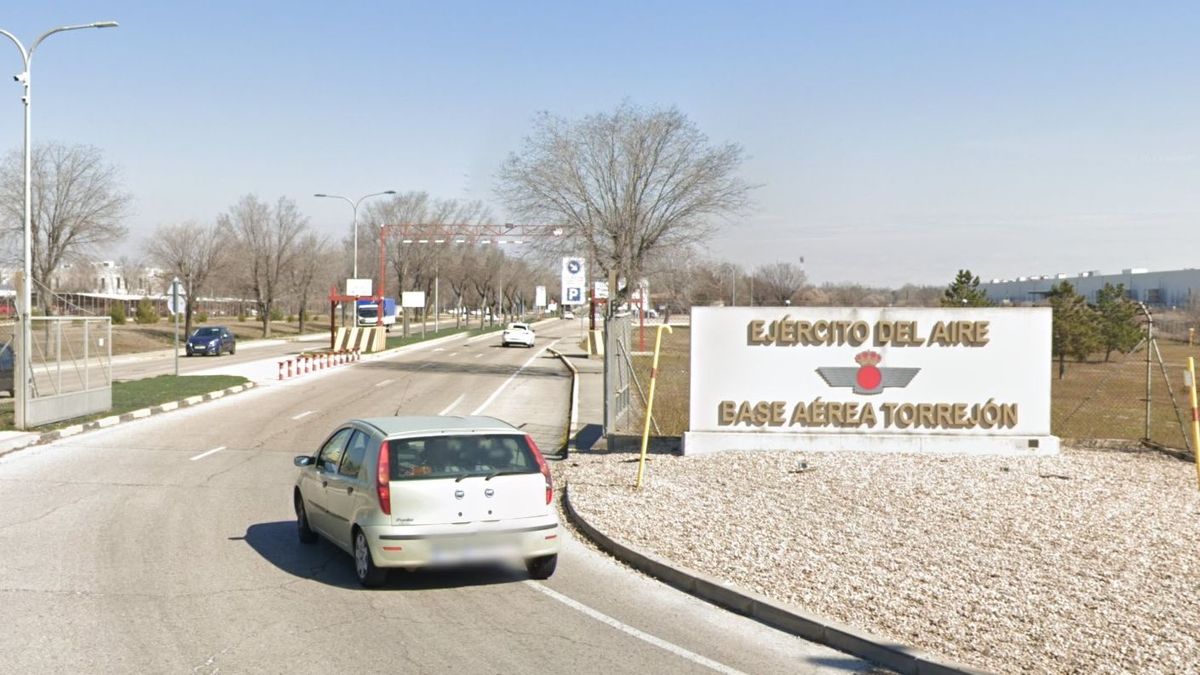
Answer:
xmin=13 ymin=73 xmax=27 ymax=84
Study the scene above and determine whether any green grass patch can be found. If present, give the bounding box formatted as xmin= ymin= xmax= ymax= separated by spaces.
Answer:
xmin=0 ymin=374 xmax=249 ymax=432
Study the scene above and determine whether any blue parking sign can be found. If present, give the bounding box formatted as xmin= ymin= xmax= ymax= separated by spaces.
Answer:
xmin=566 ymin=287 xmax=582 ymax=303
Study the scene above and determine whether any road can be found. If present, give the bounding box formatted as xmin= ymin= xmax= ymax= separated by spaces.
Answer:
xmin=0 ymin=320 xmax=872 ymax=673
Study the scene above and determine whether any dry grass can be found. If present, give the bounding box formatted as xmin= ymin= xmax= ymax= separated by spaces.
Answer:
xmin=629 ymin=328 xmax=1200 ymax=447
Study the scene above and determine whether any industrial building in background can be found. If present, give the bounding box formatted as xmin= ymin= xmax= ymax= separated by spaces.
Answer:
xmin=980 ymin=267 xmax=1200 ymax=308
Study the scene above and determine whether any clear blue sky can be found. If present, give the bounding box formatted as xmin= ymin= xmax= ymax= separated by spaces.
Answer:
xmin=1 ymin=1 xmax=1198 ymax=287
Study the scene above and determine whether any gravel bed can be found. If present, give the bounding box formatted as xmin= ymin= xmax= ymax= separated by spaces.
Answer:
xmin=563 ymin=447 xmax=1200 ymax=674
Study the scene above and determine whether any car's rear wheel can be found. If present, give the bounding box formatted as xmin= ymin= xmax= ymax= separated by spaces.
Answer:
xmin=526 ymin=553 xmax=557 ymax=579
xmin=295 ymin=494 xmax=317 ymax=544
xmin=354 ymin=529 xmax=387 ymax=587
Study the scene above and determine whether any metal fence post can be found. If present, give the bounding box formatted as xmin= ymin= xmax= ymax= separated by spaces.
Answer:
xmin=1143 ymin=304 xmax=1153 ymax=440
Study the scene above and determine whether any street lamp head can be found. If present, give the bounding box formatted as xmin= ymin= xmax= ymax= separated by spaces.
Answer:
xmin=314 ymin=193 xmax=328 ymax=198
xmin=91 ymin=21 xmax=119 ymax=28
xmin=383 ymin=190 xmax=397 ymax=195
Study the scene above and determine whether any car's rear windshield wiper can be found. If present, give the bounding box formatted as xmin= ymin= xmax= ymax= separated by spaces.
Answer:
xmin=485 ymin=469 xmax=535 ymax=481
xmin=454 ymin=473 xmax=471 ymax=482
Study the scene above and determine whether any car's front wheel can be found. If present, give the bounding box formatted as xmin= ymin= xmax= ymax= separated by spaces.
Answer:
xmin=229 ymin=343 xmax=236 ymax=355
xmin=526 ymin=553 xmax=557 ymax=579
xmin=354 ymin=530 xmax=387 ymax=587
xmin=295 ymin=494 xmax=317 ymax=544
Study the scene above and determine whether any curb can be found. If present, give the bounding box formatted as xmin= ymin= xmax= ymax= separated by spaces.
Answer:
xmin=547 ymin=347 xmax=579 ymax=457
xmin=561 ymin=485 xmax=992 ymax=675
xmin=0 ymin=382 xmax=257 ymax=459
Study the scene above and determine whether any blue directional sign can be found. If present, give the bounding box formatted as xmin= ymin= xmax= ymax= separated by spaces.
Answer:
xmin=561 ymin=257 xmax=586 ymax=306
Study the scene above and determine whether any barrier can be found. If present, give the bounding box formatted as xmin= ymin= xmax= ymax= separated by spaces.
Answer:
xmin=277 ymin=350 xmax=361 ymax=381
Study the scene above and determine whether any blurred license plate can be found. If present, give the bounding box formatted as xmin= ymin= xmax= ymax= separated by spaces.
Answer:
xmin=430 ymin=537 xmax=519 ymax=564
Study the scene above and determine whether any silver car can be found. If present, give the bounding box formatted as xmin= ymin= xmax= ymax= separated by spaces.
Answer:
xmin=293 ymin=416 xmax=559 ymax=587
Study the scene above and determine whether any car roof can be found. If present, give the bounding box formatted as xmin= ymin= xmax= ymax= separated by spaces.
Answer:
xmin=355 ymin=415 xmax=521 ymax=437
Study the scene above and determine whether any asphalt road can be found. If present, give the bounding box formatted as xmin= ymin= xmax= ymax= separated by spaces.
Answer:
xmin=0 ymin=320 xmax=872 ymax=673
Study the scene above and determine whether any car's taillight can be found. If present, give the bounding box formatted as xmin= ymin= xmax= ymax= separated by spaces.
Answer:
xmin=526 ymin=434 xmax=553 ymax=505
xmin=376 ymin=440 xmax=391 ymax=515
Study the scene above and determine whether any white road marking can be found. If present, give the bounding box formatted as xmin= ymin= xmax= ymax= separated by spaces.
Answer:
xmin=449 ymin=353 xmax=459 ymax=358
xmin=471 ymin=340 xmax=558 ymax=415
xmin=189 ymin=446 xmax=226 ymax=462
xmin=439 ymin=394 xmax=465 ymax=416
xmin=434 ymin=348 xmax=445 ymax=352
xmin=524 ymin=581 xmax=745 ymax=675
xmin=374 ymin=379 xmax=395 ymax=387
xmin=474 ymin=353 xmax=484 ymax=359
xmin=291 ymin=410 xmax=315 ymax=420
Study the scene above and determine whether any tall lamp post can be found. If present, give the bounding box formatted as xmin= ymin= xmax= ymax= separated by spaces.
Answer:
xmin=314 ymin=190 xmax=396 ymax=280
xmin=0 ymin=20 xmax=118 ymax=430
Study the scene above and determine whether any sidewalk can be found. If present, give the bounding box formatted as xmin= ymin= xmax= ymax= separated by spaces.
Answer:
xmin=555 ymin=343 xmax=606 ymax=454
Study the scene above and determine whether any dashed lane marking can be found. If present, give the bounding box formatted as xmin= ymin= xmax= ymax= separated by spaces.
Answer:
xmin=189 ymin=446 xmax=226 ymax=462
xmin=291 ymin=410 xmax=314 ymax=420
xmin=439 ymin=394 xmax=465 ymax=416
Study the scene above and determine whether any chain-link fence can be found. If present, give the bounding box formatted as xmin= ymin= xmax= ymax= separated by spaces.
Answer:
xmin=1051 ymin=315 xmax=1194 ymax=454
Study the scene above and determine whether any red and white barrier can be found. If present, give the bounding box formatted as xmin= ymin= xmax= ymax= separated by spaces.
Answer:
xmin=278 ymin=350 xmax=359 ymax=381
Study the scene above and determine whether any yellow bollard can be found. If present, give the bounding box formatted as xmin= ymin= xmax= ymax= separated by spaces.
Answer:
xmin=1190 ymin=358 xmax=1200 ymax=490
xmin=636 ymin=324 xmax=673 ymax=489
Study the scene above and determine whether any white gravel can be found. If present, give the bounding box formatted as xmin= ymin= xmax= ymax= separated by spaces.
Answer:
xmin=562 ymin=447 xmax=1200 ymax=674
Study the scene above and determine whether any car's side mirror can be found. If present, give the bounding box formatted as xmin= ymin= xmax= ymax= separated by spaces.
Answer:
xmin=294 ymin=455 xmax=315 ymax=467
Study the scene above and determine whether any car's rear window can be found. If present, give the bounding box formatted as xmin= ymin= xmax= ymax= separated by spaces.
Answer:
xmin=387 ymin=434 xmax=538 ymax=480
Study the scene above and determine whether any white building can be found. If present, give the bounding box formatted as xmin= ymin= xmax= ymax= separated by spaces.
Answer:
xmin=979 ymin=267 xmax=1200 ymax=308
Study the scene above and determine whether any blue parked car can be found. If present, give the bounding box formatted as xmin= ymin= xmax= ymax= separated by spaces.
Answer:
xmin=186 ymin=326 xmax=236 ymax=357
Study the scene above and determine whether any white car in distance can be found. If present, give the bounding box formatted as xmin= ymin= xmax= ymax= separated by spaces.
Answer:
xmin=502 ymin=322 xmax=535 ymax=348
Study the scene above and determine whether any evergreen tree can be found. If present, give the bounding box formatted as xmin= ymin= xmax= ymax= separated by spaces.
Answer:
xmin=941 ymin=269 xmax=991 ymax=307
xmin=1094 ymin=283 xmax=1142 ymax=362
xmin=135 ymin=297 xmax=159 ymax=325
xmin=1046 ymin=281 xmax=1099 ymax=379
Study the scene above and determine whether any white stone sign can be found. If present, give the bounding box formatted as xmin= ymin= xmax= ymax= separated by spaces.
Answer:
xmin=684 ymin=307 xmax=1058 ymax=456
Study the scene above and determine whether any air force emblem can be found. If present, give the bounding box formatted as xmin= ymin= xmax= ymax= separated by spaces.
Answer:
xmin=816 ymin=350 xmax=919 ymax=395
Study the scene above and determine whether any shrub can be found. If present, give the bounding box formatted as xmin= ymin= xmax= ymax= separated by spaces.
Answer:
xmin=135 ymin=297 xmax=159 ymax=324
xmin=269 ymin=307 xmax=284 ymax=321
xmin=286 ymin=314 xmax=296 ymax=323
xmin=237 ymin=312 xmax=246 ymax=322
xmin=196 ymin=311 xmax=208 ymax=323
xmin=108 ymin=303 xmax=126 ymax=325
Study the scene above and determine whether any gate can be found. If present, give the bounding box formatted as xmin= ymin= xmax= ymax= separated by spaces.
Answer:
xmin=22 ymin=316 xmax=112 ymax=427
xmin=603 ymin=315 xmax=633 ymax=437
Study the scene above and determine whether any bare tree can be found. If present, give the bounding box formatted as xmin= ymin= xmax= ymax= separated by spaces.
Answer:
xmin=220 ymin=195 xmax=308 ymax=337
xmin=754 ymin=261 xmax=807 ymax=305
xmin=0 ymin=142 xmax=131 ymax=313
xmin=146 ymin=221 xmax=229 ymax=337
xmin=497 ymin=102 xmax=753 ymax=304
xmin=288 ymin=232 xmax=333 ymax=333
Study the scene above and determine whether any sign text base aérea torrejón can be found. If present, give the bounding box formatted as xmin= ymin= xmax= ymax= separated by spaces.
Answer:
xmin=683 ymin=307 xmax=1059 ymax=456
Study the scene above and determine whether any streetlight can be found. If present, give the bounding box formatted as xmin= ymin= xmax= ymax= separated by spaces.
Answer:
xmin=314 ymin=191 xmax=396 ymax=279
xmin=0 ymin=20 xmax=118 ymax=430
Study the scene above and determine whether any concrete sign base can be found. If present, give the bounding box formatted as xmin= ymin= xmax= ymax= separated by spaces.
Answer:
xmin=681 ymin=430 xmax=1060 ymax=457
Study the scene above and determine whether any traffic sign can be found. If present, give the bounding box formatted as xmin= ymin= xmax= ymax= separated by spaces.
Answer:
xmin=561 ymin=257 xmax=586 ymax=306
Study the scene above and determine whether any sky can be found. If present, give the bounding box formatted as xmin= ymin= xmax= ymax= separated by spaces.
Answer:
xmin=0 ymin=1 xmax=1198 ymax=287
